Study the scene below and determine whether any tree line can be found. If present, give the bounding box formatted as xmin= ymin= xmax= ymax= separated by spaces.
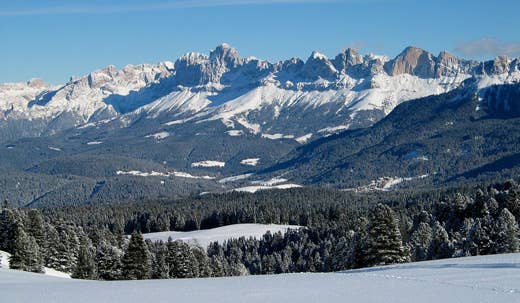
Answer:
xmin=0 ymin=180 xmax=518 ymax=279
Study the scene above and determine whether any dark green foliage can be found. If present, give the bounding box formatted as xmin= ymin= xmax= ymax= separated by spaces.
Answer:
xmin=410 ymin=222 xmax=432 ymax=261
xmin=95 ymin=241 xmax=122 ymax=280
xmin=167 ymin=239 xmax=199 ymax=278
xmin=361 ymin=204 xmax=409 ymax=266
xmin=9 ymin=225 xmax=43 ymax=273
xmin=121 ymin=232 xmax=150 ymax=280
xmin=26 ymin=209 xmax=45 ymax=252
xmin=0 ymin=209 xmax=19 ymax=253
xmin=429 ymin=221 xmax=453 ymax=259
xmin=495 ymin=208 xmax=519 ymax=253
xmin=72 ymin=238 xmax=97 ymax=279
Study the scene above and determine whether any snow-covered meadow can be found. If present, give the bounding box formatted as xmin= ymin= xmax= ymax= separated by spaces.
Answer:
xmin=1 ymin=253 xmax=519 ymax=303
xmin=142 ymin=224 xmax=301 ymax=248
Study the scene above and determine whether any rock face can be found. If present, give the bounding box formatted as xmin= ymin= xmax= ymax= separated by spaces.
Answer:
xmin=333 ymin=48 xmax=366 ymax=78
xmin=299 ymin=51 xmax=338 ymax=80
xmin=384 ymin=46 xmax=437 ymax=78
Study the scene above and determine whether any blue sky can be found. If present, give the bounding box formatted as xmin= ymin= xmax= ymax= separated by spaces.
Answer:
xmin=1 ymin=0 xmax=519 ymax=84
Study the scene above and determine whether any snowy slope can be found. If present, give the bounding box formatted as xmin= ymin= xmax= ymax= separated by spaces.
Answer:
xmin=142 ymin=224 xmax=301 ymax=248
xmin=0 ymin=250 xmax=71 ymax=278
xmin=1 ymin=253 xmax=519 ymax=303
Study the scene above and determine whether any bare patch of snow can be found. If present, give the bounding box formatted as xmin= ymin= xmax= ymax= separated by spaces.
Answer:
xmin=191 ymin=161 xmax=225 ymax=168
xmin=345 ymin=174 xmax=429 ymax=192
xmin=318 ymin=125 xmax=350 ymax=134
xmin=116 ymin=170 xmax=169 ymax=177
xmin=116 ymin=170 xmax=215 ymax=180
xmin=145 ymin=131 xmax=170 ymax=140
xmin=219 ymin=173 xmax=254 ymax=183
xmin=231 ymin=183 xmax=302 ymax=193
xmin=262 ymin=133 xmax=295 ymax=140
xmin=226 ymin=130 xmax=243 ymax=136
xmin=295 ymin=133 xmax=313 ymax=144
xmin=240 ymin=158 xmax=260 ymax=166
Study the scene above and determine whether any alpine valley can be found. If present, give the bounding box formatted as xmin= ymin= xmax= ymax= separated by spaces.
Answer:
xmin=1 ymin=43 xmax=520 ymax=206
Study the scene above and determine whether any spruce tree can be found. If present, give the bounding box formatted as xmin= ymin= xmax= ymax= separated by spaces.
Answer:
xmin=151 ymin=243 xmax=170 ymax=279
xmin=96 ymin=240 xmax=122 ymax=280
xmin=9 ymin=225 xmax=43 ymax=273
xmin=495 ymin=208 xmax=519 ymax=253
xmin=429 ymin=221 xmax=453 ymax=259
xmin=121 ymin=232 xmax=150 ymax=280
xmin=26 ymin=209 xmax=45 ymax=250
xmin=167 ymin=239 xmax=199 ymax=278
xmin=363 ymin=204 xmax=409 ymax=267
xmin=0 ymin=209 xmax=18 ymax=253
xmin=410 ymin=222 xmax=432 ymax=261
xmin=72 ymin=238 xmax=97 ymax=279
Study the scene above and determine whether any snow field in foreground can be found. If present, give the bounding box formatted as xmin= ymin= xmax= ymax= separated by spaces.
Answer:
xmin=1 ymin=253 xmax=519 ymax=303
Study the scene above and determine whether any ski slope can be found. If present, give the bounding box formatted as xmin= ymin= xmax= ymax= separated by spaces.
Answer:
xmin=1 ymin=253 xmax=519 ymax=303
xmin=142 ymin=224 xmax=301 ymax=248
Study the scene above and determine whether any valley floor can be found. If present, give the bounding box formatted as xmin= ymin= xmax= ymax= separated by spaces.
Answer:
xmin=1 ymin=253 xmax=519 ymax=302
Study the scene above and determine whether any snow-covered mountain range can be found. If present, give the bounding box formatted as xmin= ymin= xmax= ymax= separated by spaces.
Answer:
xmin=1 ymin=44 xmax=519 ymax=143
xmin=1 ymin=44 xmax=520 ymax=206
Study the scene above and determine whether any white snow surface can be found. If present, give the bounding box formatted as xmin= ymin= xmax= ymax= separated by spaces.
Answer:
xmin=295 ymin=133 xmax=313 ymax=144
xmin=191 ymin=160 xmax=226 ymax=168
xmin=2 ymin=253 xmax=520 ymax=303
xmin=240 ymin=158 xmax=260 ymax=166
xmin=218 ymin=173 xmax=254 ymax=183
xmin=86 ymin=141 xmax=103 ymax=145
xmin=262 ymin=133 xmax=295 ymax=140
xmin=142 ymin=224 xmax=300 ymax=248
xmin=0 ymin=250 xmax=71 ymax=279
xmin=232 ymin=183 xmax=302 ymax=193
xmin=145 ymin=131 xmax=170 ymax=140
xmin=116 ymin=170 xmax=215 ymax=180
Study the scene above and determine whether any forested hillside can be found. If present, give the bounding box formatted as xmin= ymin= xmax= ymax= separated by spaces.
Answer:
xmin=1 ymin=179 xmax=518 ymax=279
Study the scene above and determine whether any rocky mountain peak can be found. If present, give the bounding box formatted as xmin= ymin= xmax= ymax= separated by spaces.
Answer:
xmin=300 ymin=51 xmax=338 ymax=80
xmin=384 ymin=46 xmax=436 ymax=78
xmin=435 ymin=50 xmax=463 ymax=77
xmin=333 ymin=48 xmax=364 ymax=76
xmin=209 ymin=43 xmax=242 ymax=68
xmin=26 ymin=78 xmax=48 ymax=88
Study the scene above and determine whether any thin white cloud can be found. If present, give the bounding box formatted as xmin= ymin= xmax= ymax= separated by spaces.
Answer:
xmin=454 ymin=37 xmax=520 ymax=58
xmin=0 ymin=0 xmax=343 ymax=16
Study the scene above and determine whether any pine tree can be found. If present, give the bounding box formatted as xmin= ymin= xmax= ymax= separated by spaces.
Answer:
xmin=151 ymin=243 xmax=170 ymax=279
xmin=363 ymin=204 xmax=409 ymax=267
xmin=26 ymin=210 xmax=45 ymax=253
xmin=167 ymin=239 xmax=199 ymax=278
xmin=44 ymin=224 xmax=61 ymax=269
xmin=429 ymin=221 xmax=453 ymax=259
xmin=494 ymin=208 xmax=519 ymax=253
xmin=0 ymin=209 xmax=18 ymax=253
xmin=72 ymin=238 xmax=97 ymax=279
xmin=121 ymin=232 xmax=150 ymax=280
xmin=9 ymin=225 xmax=43 ymax=273
xmin=410 ymin=222 xmax=432 ymax=261
xmin=96 ymin=240 xmax=122 ymax=280
xmin=192 ymin=247 xmax=212 ymax=278
xmin=467 ymin=218 xmax=493 ymax=256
